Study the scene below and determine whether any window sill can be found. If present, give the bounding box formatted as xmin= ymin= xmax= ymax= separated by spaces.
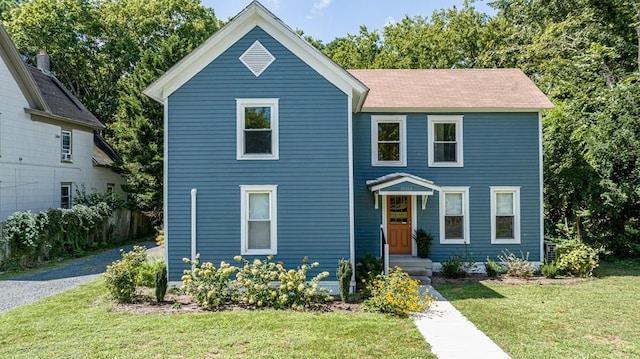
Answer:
xmin=237 ymin=155 xmax=279 ymax=161
xmin=61 ymin=160 xmax=74 ymax=163
xmin=429 ymin=162 xmax=463 ymax=168
xmin=440 ymin=239 xmax=469 ymax=245
xmin=372 ymin=161 xmax=406 ymax=167
xmin=491 ymin=238 xmax=521 ymax=245
xmin=241 ymin=249 xmax=277 ymax=256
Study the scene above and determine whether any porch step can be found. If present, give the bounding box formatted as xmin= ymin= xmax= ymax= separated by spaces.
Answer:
xmin=388 ymin=256 xmax=433 ymax=285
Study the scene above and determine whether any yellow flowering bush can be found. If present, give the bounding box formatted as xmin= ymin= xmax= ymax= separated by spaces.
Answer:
xmin=362 ymin=267 xmax=434 ymax=318
xmin=181 ymin=254 xmax=237 ymax=309
xmin=233 ymin=255 xmax=332 ymax=310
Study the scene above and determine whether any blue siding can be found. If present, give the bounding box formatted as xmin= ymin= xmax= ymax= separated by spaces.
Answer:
xmin=354 ymin=112 xmax=541 ymax=262
xmin=166 ymin=27 xmax=350 ymax=280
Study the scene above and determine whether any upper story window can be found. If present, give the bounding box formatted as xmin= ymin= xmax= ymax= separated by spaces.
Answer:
xmin=237 ymin=99 xmax=279 ymax=160
xmin=428 ymin=115 xmax=463 ymax=167
xmin=240 ymin=185 xmax=278 ymax=255
xmin=491 ymin=186 xmax=521 ymax=244
xmin=61 ymin=182 xmax=72 ymax=209
xmin=61 ymin=129 xmax=72 ymax=162
xmin=439 ymin=187 xmax=470 ymax=244
xmin=371 ymin=115 xmax=406 ymax=166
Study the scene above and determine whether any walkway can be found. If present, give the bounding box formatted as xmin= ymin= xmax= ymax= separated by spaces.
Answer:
xmin=0 ymin=242 xmax=157 ymax=313
xmin=415 ymin=286 xmax=511 ymax=359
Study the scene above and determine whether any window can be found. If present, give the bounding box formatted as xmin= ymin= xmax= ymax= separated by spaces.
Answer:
xmin=106 ymin=183 xmax=115 ymax=195
xmin=237 ymin=99 xmax=279 ymax=160
xmin=428 ymin=115 xmax=463 ymax=167
xmin=371 ymin=115 xmax=406 ymax=166
xmin=61 ymin=129 xmax=72 ymax=162
xmin=240 ymin=185 xmax=278 ymax=255
xmin=439 ymin=187 xmax=470 ymax=244
xmin=491 ymin=187 xmax=521 ymax=244
xmin=61 ymin=183 xmax=72 ymax=209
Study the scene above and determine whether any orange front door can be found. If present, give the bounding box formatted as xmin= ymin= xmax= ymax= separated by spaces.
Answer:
xmin=387 ymin=195 xmax=412 ymax=254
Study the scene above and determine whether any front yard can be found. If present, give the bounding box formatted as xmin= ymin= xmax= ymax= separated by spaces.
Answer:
xmin=436 ymin=260 xmax=640 ymax=358
xmin=0 ymin=279 xmax=434 ymax=358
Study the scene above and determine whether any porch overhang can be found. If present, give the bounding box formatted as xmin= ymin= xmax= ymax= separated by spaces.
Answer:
xmin=366 ymin=173 xmax=441 ymax=210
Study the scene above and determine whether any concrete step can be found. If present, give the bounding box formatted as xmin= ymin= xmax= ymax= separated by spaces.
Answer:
xmin=388 ymin=256 xmax=433 ymax=283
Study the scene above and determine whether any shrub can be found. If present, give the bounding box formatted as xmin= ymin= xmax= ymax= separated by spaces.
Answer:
xmin=441 ymin=254 xmax=465 ymax=278
xmin=104 ymin=246 xmax=148 ymax=303
xmin=412 ymin=229 xmax=433 ymax=258
xmin=498 ymin=250 xmax=534 ymax=278
xmin=485 ymin=257 xmax=502 ymax=277
xmin=233 ymin=255 xmax=331 ymax=310
xmin=556 ymin=240 xmax=599 ymax=277
xmin=540 ymin=261 xmax=560 ymax=278
xmin=181 ymin=255 xmax=237 ymax=309
xmin=136 ymin=260 xmax=164 ymax=287
xmin=337 ymin=258 xmax=352 ymax=302
xmin=155 ymin=261 xmax=168 ymax=302
xmin=362 ymin=267 xmax=434 ymax=318
xmin=355 ymin=252 xmax=383 ymax=297
xmin=155 ymin=229 xmax=165 ymax=247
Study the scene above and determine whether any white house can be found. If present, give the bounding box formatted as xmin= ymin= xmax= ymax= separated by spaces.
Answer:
xmin=0 ymin=24 xmax=126 ymax=221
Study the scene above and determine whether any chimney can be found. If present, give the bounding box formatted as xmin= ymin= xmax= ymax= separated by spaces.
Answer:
xmin=37 ymin=50 xmax=50 ymax=74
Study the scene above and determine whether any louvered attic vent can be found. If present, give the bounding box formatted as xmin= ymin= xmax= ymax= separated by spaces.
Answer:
xmin=240 ymin=40 xmax=275 ymax=77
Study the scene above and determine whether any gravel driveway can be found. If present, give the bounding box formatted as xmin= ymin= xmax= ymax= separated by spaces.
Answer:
xmin=0 ymin=242 xmax=158 ymax=313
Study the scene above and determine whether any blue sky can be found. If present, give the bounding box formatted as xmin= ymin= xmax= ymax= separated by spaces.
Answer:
xmin=201 ymin=0 xmax=496 ymax=43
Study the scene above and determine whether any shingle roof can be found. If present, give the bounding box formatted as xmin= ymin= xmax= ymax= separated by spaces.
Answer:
xmin=26 ymin=66 xmax=104 ymax=129
xmin=93 ymin=131 xmax=121 ymax=166
xmin=349 ymin=69 xmax=553 ymax=111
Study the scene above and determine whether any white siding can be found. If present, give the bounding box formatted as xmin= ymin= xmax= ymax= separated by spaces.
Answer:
xmin=0 ymin=58 xmax=126 ymax=221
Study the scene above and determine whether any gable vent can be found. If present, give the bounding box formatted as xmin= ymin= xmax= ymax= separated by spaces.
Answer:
xmin=239 ymin=40 xmax=275 ymax=77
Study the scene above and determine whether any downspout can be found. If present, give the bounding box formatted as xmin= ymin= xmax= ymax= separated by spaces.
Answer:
xmin=191 ymin=188 xmax=197 ymax=270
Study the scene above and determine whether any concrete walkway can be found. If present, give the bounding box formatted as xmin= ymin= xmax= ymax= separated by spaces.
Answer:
xmin=415 ymin=286 xmax=511 ymax=359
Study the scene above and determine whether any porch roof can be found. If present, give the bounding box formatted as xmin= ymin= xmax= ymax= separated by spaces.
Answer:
xmin=366 ymin=173 xmax=441 ymax=195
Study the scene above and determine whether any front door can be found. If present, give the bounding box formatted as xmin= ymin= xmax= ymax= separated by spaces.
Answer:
xmin=387 ymin=195 xmax=412 ymax=254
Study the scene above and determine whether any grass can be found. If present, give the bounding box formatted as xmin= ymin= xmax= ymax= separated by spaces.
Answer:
xmin=0 ymin=279 xmax=434 ymax=359
xmin=436 ymin=260 xmax=640 ymax=358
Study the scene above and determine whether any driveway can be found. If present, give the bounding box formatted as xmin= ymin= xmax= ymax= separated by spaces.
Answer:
xmin=0 ymin=242 xmax=157 ymax=313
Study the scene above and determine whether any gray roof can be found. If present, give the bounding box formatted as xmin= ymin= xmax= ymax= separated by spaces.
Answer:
xmin=26 ymin=66 xmax=104 ymax=129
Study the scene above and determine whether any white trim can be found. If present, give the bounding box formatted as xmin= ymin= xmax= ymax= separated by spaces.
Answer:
xmin=362 ymin=107 xmax=553 ymax=113
xmin=236 ymin=98 xmax=279 ymax=160
xmin=411 ymin=195 xmax=417 ymax=256
xmin=428 ymin=115 xmax=464 ymax=167
xmin=143 ymin=2 xmax=368 ymax=110
xmin=371 ymin=115 xmax=406 ymax=167
xmin=60 ymin=182 xmax=72 ymax=209
xmin=163 ymin=98 xmax=169 ymax=277
xmin=439 ymin=186 xmax=470 ymax=244
xmin=490 ymin=186 xmax=521 ymax=244
xmin=348 ymin=95 xmax=356 ymax=288
xmin=240 ymin=185 xmax=278 ymax=255
xmin=369 ymin=176 xmax=441 ymax=193
xmin=239 ymin=40 xmax=275 ymax=77
xmin=191 ymin=188 xmax=197 ymax=270
xmin=378 ymin=190 xmax=434 ymax=196
xmin=381 ymin=194 xmax=416 ymax=256
xmin=60 ymin=129 xmax=72 ymax=161
xmin=538 ymin=111 xmax=544 ymax=261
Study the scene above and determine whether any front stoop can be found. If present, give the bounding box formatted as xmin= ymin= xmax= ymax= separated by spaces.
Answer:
xmin=388 ymin=255 xmax=432 ymax=285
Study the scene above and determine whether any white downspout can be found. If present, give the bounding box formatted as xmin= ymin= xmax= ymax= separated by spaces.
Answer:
xmin=191 ymin=188 xmax=197 ymax=270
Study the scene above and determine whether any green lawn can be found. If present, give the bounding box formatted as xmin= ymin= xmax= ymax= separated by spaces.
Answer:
xmin=0 ymin=279 xmax=434 ymax=359
xmin=437 ymin=261 xmax=640 ymax=359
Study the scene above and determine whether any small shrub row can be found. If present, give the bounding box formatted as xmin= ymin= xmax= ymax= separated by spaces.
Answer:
xmin=104 ymin=246 xmax=167 ymax=303
xmin=355 ymin=252 xmax=383 ymax=297
xmin=556 ymin=239 xmax=599 ymax=277
xmin=181 ymin=255 xmax=332 ymax=311
xmin=1 ymin=203 xmax=112 ymax=269
xmin=362 ymin=267 xmax=434 ymax=318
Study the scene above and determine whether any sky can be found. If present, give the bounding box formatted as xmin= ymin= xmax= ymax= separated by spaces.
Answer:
xmin=200 ymin=0 xmax=496 ymax=44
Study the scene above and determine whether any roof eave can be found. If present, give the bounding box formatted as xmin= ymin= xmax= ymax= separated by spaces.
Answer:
xmin=359 ymin=105 xmax=554 ymax=113
xmin=143 ymin=1 xmax=369 ymax=105
xmin=25 ymin=108 xmax=105 ymax=130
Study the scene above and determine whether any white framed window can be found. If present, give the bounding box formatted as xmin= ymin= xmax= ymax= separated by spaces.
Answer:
xmin=240 ymin=185 xmax=278 ymax=255
xmin=61 ymin=129 xmax=72 ymax=162
xmin=237 ymin=99 xmax=279 ymax=160
xmin=491 ymin=186 xmax=521 ymax=244
xmin=428 ymin=115 xmax=463 ymax=167
xmin=61 ymin=182 xmax=72 ymax=209
xmin=371 ymin=115 xmax=406 ymax=166
xmin=439 ymin=187 xmax=470 ymax=244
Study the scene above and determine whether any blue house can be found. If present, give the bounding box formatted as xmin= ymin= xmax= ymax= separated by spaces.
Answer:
xmin=144 ymin=1 xmax=553 ymax=289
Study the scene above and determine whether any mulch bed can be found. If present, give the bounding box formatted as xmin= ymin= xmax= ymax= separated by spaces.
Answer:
xmin=430 ymin=273 xmax=588 ymax=286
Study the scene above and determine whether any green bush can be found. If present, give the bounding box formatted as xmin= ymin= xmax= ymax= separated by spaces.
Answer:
xmin=355 ymin=252 xmax=383 ymax=297
xmin=337 ymin=258 xmax=352 ymax=302
xmin=540 ymin=261 xmax=560 ymax=278
xmin=441 ymin=255 xmax=465 ymax=278
xmin=362 ymin=267 xmax=434 ymax=318
xmin=155 ymin=261 xmax=168 ymax=302
xmin=136 ymin=260 xmax=165 ymax=287
xmin=556 ymin=240 xmax=599 ymax=277
xmin=181 ymin=255 xmax=237 ymax=309
xmin=412 ymin=229 xmax=433 ymax=258
xmin=104 ymin=246 xmax=147 ymax=303
xmin=497 ymin=250 xmax=534 ymax=278
xmin=233 ymin=255 xmax=331 ymax=310
xmin=485 ymin=257 xmax=502 ymax=277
